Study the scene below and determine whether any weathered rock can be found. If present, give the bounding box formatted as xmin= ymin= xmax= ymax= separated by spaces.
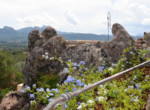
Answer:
xmin=144 ymin=32 xmax=150 ymax=47
xmin=28 ymin=30 xmax=44 ymax=52
xmin=146 ymin=95 xmax=150 ymax=110
xmin=41 ymin=27 xmax=57 ymax=41
xmin=111 ymin=23 xmax=135 ymax=47
xmin=23 ymin=24 xmax=135 ymax=87
xmin=0 ymin=91 xmax=29 ymax=110
xmin=135 ymin=38 xmax=146 ymax=49
xmin=23 ymin=27 xmax=67 ymax=86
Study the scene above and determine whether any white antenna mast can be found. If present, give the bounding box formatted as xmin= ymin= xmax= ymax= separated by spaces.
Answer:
xmin=107 ymin=11 xmax=111 ymax=41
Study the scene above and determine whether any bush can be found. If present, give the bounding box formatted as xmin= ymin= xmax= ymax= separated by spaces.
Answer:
xmin=0 ymin=88 xmax=9 ymax=102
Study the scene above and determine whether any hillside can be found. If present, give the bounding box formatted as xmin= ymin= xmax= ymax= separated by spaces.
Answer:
xmin=0 ymin=26 xmax=142 ymax=45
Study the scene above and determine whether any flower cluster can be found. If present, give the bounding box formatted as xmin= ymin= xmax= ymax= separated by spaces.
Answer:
xmin=22 ymin=47 xmax=150 ymax=110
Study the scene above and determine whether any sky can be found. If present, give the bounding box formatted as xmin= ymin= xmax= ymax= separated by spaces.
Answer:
xmin=0 ymin=0 xmax=150 ymax=35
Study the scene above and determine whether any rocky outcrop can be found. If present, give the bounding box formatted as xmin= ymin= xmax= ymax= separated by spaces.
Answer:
xmin=144 ymin=32 xmax=150 ymax=47
xmin=0 ymin=91 xmax=29 ymax=110
xmin=111 ymin=23 xmax=135 ymax=47
xmin=23 ymin=23 xmax=135 ymax=87
xmin=23 ymin=27 xmax=66 ymax=86
xmin=135 ymin=38 xmax=147 ymax=49
xmin=146 ymin=95 xmax=150 ymax=110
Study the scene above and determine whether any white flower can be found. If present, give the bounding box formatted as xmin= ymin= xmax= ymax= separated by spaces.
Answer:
xmin=45 ymin=52 xmax=48 ymax=55
xmin=50 ymin=57 xmax=54 ymax=60
xmin=77 ymin=105 xmax=82 ymax=109
xmin=99 ymin=58 xmax=103 ymax=61
xmin=128 ymin=86 xmax=134 ymax=89
xmin=46 ymin=88 xmax=51 ymax=92
xmin=97 ymin=96 xmax=104 ymax=102
xmin=87 ymin=100 xmax=94 ymax=104
xmin=30 ymin=100 xmax=36 ymax=105
xmin=133 ymin=76 xmax=137 ymax=80
xmin=104 ymin=89 xmax=107 ymax=94
xmin=108 ymin=67 xmax=114 ymax=71
xmin=42 ymin=55 xmax=45 ymax=58
xmin=45 ymin=55 xmax=49 ymax=59
xmin=77 ymin=102 xmax=86 ymax=109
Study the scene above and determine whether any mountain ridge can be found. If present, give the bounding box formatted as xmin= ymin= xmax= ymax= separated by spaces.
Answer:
xmin=0 ymin=25 xmax=142 ymax=44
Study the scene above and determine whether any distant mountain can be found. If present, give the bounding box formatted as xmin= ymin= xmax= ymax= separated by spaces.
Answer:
xmin=0 ymin=25 xmax=142 ymax=45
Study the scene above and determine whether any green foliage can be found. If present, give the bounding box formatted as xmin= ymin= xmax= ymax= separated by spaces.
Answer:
xmin=0 ymin=51 xmax=14 ymax=88
xmin=21 ymin=47 xmax=150 ymax=110
xmin=0 ymin=88 xmax=9 ymax=102
xmin=36 ymin=74 xmax=59 ymax=90
xmin=0 ymin=49 xmax=26 ymax=102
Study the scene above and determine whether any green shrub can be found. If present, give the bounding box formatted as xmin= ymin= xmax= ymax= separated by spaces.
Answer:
xmin=0 ymin=88 xmax=9 ymax=102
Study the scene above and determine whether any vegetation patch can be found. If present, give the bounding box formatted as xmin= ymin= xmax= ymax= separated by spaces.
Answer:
xmin=20 ymin=47 xmax=150 ymax=110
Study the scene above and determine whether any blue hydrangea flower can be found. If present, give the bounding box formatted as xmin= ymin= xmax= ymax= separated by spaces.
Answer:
xmin=65 ymin=76 xmax=75 ymax=83
xmin=80 ymin=61 xmax=85 ymax=65
xmin=49 ymin=93 xmax=54 ymax=96
xmin=99 ymin=66 xmax=104 ymax=72
xmin=32 ymin=84 xmax=36 ymax=87
xmin=25 ymin=86 xmax=31 ymax=91
xmin=37 ymin=88 xmax=44 ymax=92
xmin=65 ymin=104 xmax=68 ymax=108
xmin=77 ymin=64 xmax=81 ymax=67
xmin=130 ymin=51 xmax=133 ymax=54
xmin=51 ymin=88 xmax=58 ymax=93
xmin=20 ymin=89 xmax=25 ymax=93
xmin=77 ymin=101 xmax=81 ymax=105
xmin=104 ymin=65 xmax=108 ymax=69
xmin=73 ymin=87 xmax=77 ymax=91
xmin=76 ymin=79 xmax=82 ymax=86
xmin=84 ymin=84 xmax=87 ymax=87
xmin=30 ymin=94 xmax=35 ymax=99
xmin=135 ymin=84 xmax=139 ymax=89
xmin=73 ymin=62 xmax=78 ymax=66
xmin=48 ymin=99 xmax=53 ymax=102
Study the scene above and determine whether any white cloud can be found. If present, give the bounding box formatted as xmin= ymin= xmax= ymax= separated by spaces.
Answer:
xmin=0 ymin=0 xmax=150 ymax=35
xmin=64 ymin=10 xmax=81 ymax=25
xmin=141 ymin=18 xmax=150 ymax=25
xmin=16 ymin=13 xmax=61 ymax=29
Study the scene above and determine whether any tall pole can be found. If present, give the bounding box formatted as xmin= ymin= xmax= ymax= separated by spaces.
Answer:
xmin=107 ymin=11 xmax=111 ymax=41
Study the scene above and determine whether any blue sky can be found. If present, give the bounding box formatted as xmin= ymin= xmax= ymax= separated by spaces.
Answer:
xmin=0 ymin=0 xmax=150 ymax=35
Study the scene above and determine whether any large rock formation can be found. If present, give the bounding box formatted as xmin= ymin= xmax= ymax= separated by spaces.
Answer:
xmin=23 ymin=23 xmax=135 ymax=87
xmin=0 ymin=92 xmax=29 ymax=110
xmin=23 ymin=27 xmax=66 ymax=86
